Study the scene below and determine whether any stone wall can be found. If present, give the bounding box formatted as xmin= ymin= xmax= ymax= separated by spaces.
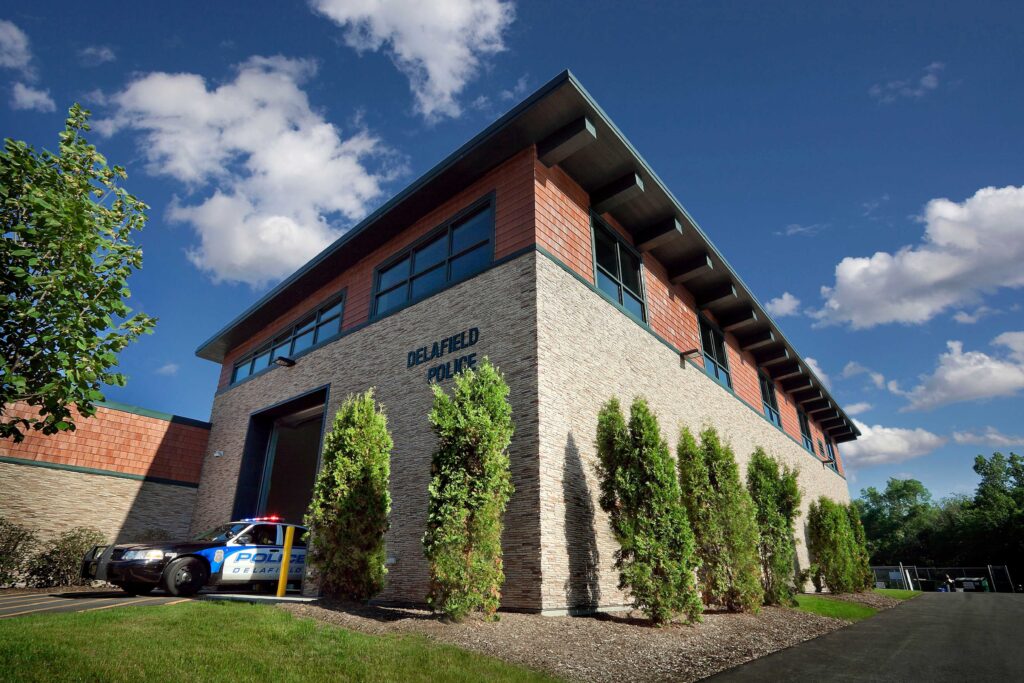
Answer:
xmin=534 ymin=253 xmax=850 ymax=613
xmin=196 ymin=254 xmax=543 ymax=610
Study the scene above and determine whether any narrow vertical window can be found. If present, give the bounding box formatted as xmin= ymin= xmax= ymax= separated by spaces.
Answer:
xmin=591 ymin=217 xmax=647 ymax=322
xmin=826 ymin=440 xmax=838 ymax=472
xmin=798 ymin=411 xmax=814 ymax=452
xmin=699 ymin=316 xmax=731 ymax=389
xmin=759 ymin=372 xmax=781 ymax=427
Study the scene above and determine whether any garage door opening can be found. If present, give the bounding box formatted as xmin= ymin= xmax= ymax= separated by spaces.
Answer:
xmin=231 ymin=387 xmax=328 ymax=524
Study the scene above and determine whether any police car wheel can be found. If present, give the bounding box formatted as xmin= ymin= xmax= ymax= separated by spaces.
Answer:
xmin=121 ymin=582 xmax=155 ymax=596
xmin=163 ymin=556 xmax=208 ymax=596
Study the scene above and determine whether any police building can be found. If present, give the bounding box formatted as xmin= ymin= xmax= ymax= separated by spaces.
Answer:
xmin=187 ymin=70 xmax=858 ymax=614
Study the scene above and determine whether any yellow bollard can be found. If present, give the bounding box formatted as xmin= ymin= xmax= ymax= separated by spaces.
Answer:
xmin=276 ymin=525 xmax=295 ymax=598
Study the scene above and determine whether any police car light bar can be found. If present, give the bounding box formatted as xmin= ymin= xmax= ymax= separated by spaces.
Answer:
xmin=241 ymin=515 xmax=283 ymax=522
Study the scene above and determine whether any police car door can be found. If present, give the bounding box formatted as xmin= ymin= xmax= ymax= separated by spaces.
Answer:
xmin=285 ymin=526 xmax=307 ymax=582
xmin=221 ymin=524 xmax=283 ymax=583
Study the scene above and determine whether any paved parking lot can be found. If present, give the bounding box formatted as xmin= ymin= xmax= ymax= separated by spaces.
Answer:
xmin=0 ymin=591 xmax=190 ymax=619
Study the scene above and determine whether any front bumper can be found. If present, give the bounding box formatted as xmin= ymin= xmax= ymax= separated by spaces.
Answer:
xmin=80 ymin=546 xmax=167 ymax=586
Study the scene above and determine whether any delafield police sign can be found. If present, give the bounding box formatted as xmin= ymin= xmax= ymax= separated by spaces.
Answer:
xmin=407 ymin=327 xmax=480 ymax=381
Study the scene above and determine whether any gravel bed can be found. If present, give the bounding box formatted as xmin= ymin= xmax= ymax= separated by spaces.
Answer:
xmin=820 ymin=591 xmax=901 ymax=610
xmin=280 ymin=600 xmax=848 ymax=682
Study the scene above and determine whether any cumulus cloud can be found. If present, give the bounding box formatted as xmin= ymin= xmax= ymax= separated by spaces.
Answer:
xmin=842 ymin=361 xmax=887 ymax=390
xmin=804 ymin=357 xmax=831 ymax=389
xmin=953 ymin=306 xmax=998 ymax=324
xmin=844 ymin=402 xmax=873 ymax=416
xmin=841 ymin=419 xmax=946 ymax=468
xmin=952 ymin=427 xmax=1024 ymax=448
xmin=101 ymin=56 xmax=401 ymax=286
xmin=155 ymin=362 xmax=179 ymax=376
xmin=812 ymin=185 xmax=1024 ymax=329
xmin=0 ymin=19 xmax=33 ymax=78
xmin=900 ymin=333 xmax=1024 ymax=411
xmin=78 ymin=45 xmax=116 ymax=66
xmin=310 ymin=0 xmax=515 ymax=120
xmin=10 ymin=82 xmax=54 ymax=112
xmin=765 ymin=291 xmax=801 ymax=318
xmin=869 ymin=62 xmax=944 ymax=104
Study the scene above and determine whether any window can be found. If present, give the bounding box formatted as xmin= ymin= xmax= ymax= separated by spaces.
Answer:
xmin=817 ymin=439 xmax=826 ymax=459
xmin=230 ymin=295 xmax=345 ymax=384
xmin=759 ymin=372 xmax=781 ymax=427
xmin=825 ymin=440 xmax=838 ymax=472
xmin=592 ymin=217 xmax=646 ymax=321
xmin=798 ymin=411 xmax=814 ymax=452
xmin=373 ymin=201 xmax=494 ymax=317
xmin=243 ymin=525 xmax=278 ymax=546
xmin=699 ymin=315 xmax=731 ymax=389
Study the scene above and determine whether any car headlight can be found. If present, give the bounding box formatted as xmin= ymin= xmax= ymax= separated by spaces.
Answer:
xmin=121 ymin=549 xmax=166 ymax=561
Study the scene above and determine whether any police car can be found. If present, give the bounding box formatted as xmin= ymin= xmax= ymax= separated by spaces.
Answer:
xmin=80 ymin=517 xmax=307 ymax=597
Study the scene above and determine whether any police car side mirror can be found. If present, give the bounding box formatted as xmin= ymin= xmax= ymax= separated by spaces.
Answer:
xmin=236 ymin=534 xmax=252 ymax=545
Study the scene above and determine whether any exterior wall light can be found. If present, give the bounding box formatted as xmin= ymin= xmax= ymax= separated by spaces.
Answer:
xmin=680 ymin=348 xmax=701 ymax=361
xmin=274 ymin=356 xmax=297 ymax=367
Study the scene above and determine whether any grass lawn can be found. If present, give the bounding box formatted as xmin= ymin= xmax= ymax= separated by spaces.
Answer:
xmin=0 ymin=600 xmax=558 ymax=683
xmin=873 ymin=588 xmax=919 ymax=600
xmin=793 ymin=595 xmax=877 ymax=622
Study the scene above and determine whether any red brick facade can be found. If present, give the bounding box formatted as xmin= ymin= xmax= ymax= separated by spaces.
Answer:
xmin=1 ymin=402 xmax=210 ymax=485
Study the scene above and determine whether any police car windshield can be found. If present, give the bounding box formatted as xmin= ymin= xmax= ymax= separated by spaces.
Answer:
xmin=193 ymin=523 xmax=250 ymax=542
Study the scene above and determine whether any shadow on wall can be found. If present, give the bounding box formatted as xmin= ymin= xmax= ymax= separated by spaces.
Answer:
xmin=563 ymin=432 xmax=601 ymax=610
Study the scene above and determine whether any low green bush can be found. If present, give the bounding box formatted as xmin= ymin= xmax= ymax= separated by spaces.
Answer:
xmin=25 ymin=526 xmax=105 ymax=587
xmin=0 ymin=516 xmax=38 ymax=587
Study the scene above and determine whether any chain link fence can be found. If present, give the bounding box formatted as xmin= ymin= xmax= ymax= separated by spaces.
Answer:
xmin=871 ymin=564 xmax=1017 ymax=592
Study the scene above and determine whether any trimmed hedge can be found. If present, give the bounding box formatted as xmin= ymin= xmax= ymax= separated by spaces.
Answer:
xmin=26 ymin=527 xmax=105 ymax=587
xmin=0 ymin=516 xmax=37 ymax=587
xmin=423 ymin=359 xmax=514 ymax=621
xmin=746 ymin=448 xmax=802 ymax=606
xmin=595 ymin=397 xmax=702 ymax=625
xmin=305 ymin=389 xmax=392 ymax=601
xmin=806 ymin=496 xmax=872 ymax=593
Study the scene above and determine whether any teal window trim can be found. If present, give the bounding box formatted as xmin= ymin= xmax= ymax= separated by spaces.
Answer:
xmin=798 ymin=410 xmax=814 ymax=452
xmin=759 ymin=371 xmax=782 ymax=428
xmin=590 ymin=213 xmax=648 ymax=323
xmin=371 ymin=194 xmax=496 ymax=319
xmin=231 ymin=292 xmax=346 ymax=385
xmin=826 ymin=440 xmax=838 ymax=472
xmin=698 ymin=314 xmax=732 ymax=390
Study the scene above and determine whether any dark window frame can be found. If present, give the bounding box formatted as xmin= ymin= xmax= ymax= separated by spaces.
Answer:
xmin=698 ymin=314 xmax=732 ymax=389
xmin=371 ymin=194 xmax=496 ymax=319
xmin=825 ymin=440 xmax=838 ymax=472
xmin=798 ymin=410 xmax=814 ymax=452
xmin=230 ymin=292 xmax=346 ymax=385
xmin=589 ymin=214 xmax=648 ymax=323
xmin=759 ymin=371 xmax=782 ymax=428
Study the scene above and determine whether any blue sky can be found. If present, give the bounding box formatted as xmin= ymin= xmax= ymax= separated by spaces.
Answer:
xmin=2 ymin=1 xmax=1022 ymax=500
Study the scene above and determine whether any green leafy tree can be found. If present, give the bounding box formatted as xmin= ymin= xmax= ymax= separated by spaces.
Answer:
xmin=857 ymin=478 xmax=937 ymax=564
xmin=422 ymin=359 xmax=514 ymax=621
xmin=305 ymin=390 xmax=392 ymax=601
xmin=746 ymin=448 xmax=802 ymax=605
xmin=1 ymin=105 xmax=155 ymax=442
xmin=677 ymin=426 xmax=763 ymax=612
xmin=595 ymin=398 xmax=702 ymax=625
xmin=806 ymin=497 xmax=870 ymax=593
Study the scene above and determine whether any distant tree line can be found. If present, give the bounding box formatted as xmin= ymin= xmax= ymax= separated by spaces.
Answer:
xmin=855 ymin=452 xmax=1023 ymax=573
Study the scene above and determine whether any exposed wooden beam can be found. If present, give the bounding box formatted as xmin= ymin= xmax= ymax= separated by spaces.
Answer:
xmin=695 ymin=283 xmax=737 ymax=309
xmin=791 ymin=388 xmax=824 ymax=404
xmin=834 ymin=432 xmax=857 ymax=444
xmin=538 ymin=116 xmax=597 ymax=167
xmin=592 ymin=172 xmax=644 ymax=214
xmin=669 ymin=252 xmax=713 ymax=284
xmin=737 ymin=329 xmax=775 ymax=351
xmin=812 ymin=408 xmax=841 ymax=421
xmin=804 ymin=399 xmax=831 ymax=413
xmin=718 ymin=307 xmax=758 ymax=332
xmin=768 ymin=361 xmax=803 ymax=381
xmin=819 ymin=417 xmax=846 ymax=429
xmin=754 ymin=347 xmax=790 ymax=366
xmin=635 ymin=217 xmax=683 ymax=252
xmin=780 ymin=375 xmax=813 ymax=393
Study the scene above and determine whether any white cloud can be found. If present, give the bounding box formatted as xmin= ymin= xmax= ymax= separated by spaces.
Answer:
xmin=775 ymin=222 xmax=826 ymax=237
xmin=841 ymin=419 xmax=946 ymax=468
xmin=765 ymin=291 xmax=801 ymax=318
xmin=842 ymin=361 xmax=887 ymax=390
xmin=952 ymin=426 xmax=1024 ymax=448
xmin=869 ymin=62 xmax=944 ymax=104
xmin=844 ymin=402 xmax=873 ymax=416
xmin=78 ymin=45 xmax=116 ymax=66
xmin=10 ymin=82 xmax=54 ymax=112
xmin=953 ymin=305 xmax=997 ymax=324
xmin=0 ymin=20 xmax=33 ymax=78
xmin=804 ymin=357 xmax=831 ymax=389
xmin=101 ymin=55 xmax=401 ymax=286
xmin=499 ymin=74 xmax=529 ymax=101
xmin=310 ymin=0 xmax=515 ymax=120
xmin=812 ymin=185 xmax=1024 ymax=329
xmin=900 ymin=333 xmax=1024 ymax=411
xmin=155 ymin=362 xmax=180 ymax=376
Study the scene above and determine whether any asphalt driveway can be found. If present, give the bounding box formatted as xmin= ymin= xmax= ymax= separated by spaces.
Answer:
xmin=0 ymin=591 xmax=190 ymax=619
xmin=710 ymin=592 xmax=1024 ymax=682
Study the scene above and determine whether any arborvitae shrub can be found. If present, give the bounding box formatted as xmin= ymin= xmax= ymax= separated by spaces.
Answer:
xmin=595 ymin=397 xmax=702 ymax=625
xmin=746 ymin=448 xmax=802 ymax=605
xmin=806 ymin=496 xmax=871 ymax=593
xmin=305 ymin=390 xmax=392 ymax=601
xmin=846 ymin=503 xmax=874 ymax=591
xmin=677 ymin=426 xmax=764 ymax=612
xmin=422 ymin=359 xmax=514 ymax=621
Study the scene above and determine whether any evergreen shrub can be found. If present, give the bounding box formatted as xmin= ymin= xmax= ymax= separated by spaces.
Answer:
xmin=806 ymin=497 xmax=872 ymax=593
xmin=422 ymin=359 xmax=514 ymax=621
xmin=25 ymin=526 xmax=104 ymax=587
xmin=595 ymin=397 xmax=702 ymax=625
xmin=746 ymin=448 xmax=802 ymax=605
xmin=305 ymin=389 xmax=392 ymax=601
